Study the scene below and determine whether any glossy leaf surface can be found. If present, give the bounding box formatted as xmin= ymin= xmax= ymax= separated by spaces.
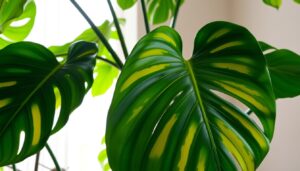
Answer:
xmin=117 ymin=0 xmax=184 ymax=24
xmin=106 ymin=22 xmax=275 ymax=171
xmin=49 ymin=20 xmax=120 ymax=96
xmin=0 ymin=0 xmax=36 ymax=48
xmin=260 ymin=42 xmax=300 ymax=99
xmin=0 ymin=41 xmax=97 ymax=165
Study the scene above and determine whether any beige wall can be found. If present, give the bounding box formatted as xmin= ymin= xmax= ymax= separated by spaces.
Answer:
xmin=230 ymin=1 xmax=300 ymax=171
xmin=137 ymin=0 xmax=300 ymax=170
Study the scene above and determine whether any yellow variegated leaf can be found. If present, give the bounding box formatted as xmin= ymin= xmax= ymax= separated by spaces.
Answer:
xmin=106 ymin=22 xmax=276 ymax=171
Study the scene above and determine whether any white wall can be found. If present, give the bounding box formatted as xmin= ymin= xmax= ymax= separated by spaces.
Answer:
xmin=137 ymin=0 xmax=300 ymax=170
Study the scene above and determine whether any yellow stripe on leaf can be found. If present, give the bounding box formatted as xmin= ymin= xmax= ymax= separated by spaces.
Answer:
xmin=221 ymin=105 xmax=269 ymax=150
xmin=0 ymin=81 xmax=17 ymax=88
xmin=197 ymin=148 xmax=208 ymax=171
xmin=178 ymin=122 xmax=198 ymax=171
xmin=211 ymin=63 xmax=251 ymax=75
xmin=217 ymin=117 xmax=255 ymax=171
xmin=31 ymin=103 xmax=41 ymax=146
xmin=0 ymin=98 xmax=12 ymax=108
xmin=150 ymin=114 xmax=177 ymax=158
xmin=210 ymin=41 xmax=243 ymax=54
xmin=121 ymin=64 xmax=169 ymax=92
xmin=139 ymin=49 xmax=167 ymax=59
xmin=207 ymin=28 xmax=230 ymax=43
xmin=214 ymin=81 xmax=269 ymax=114
xmin=153 ymin=33 xmax=177 ymax=47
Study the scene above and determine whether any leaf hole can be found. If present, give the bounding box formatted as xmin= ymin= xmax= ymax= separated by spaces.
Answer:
xmin=263 ymin=49 xmax=276 ymax=55
xmin=10 ymin=18 xmax=31 ymax=27
xmin=56 ymin=56 xmax=65 ymax=63
xmin=212 ymin=90 xmax=248 ymax=111
xmin=84 ymin=82 xmax=89 ymax=90
xmin=212 ymin=90 xmax=264 ymax=132
xmin=249 ymin=112 xmax=264 ymax=132
xmin=17 ymin=130 xmax=26 ymax=155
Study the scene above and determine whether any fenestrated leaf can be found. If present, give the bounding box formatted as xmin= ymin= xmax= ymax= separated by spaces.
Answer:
xmin=260 ymin=42 xmax=300 ymax=99
xmin=0 ymin=41 xmax=97 ymax=166
xmin=106 ymin=22 xmax=275 ymax=171
xmin=0 ymin=0 xmax=36 ymax=48
xmin=49 ymin=20 xmax=122 ymax=96
xmin=117 ymin=0 xmax=185 ymax=24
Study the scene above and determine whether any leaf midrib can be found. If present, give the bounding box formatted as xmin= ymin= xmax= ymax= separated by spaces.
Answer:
xmin=184 ymin=60 xmax=221 ymax=170
xmin=0 ymin=63 xmax=64 ymax=137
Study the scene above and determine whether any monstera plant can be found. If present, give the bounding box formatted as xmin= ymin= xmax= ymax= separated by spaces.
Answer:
xmin=0 ymin=0 xmax=299 ymax=170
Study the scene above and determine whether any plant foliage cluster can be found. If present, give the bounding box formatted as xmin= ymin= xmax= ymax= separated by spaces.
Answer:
xmin=0 ymin=0 xmax=299 ymax=171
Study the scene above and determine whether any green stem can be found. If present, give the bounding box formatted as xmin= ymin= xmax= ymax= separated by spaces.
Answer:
xmin=96 ymin=56 xmax=121 ymax=70
xmin=34 ymin=152 xmax=40 ymax=171
xmin=12 ymin=164 xmax=17 ymax=171
xmin=46 ymin=143 xmax=61 ymax=171
xmin=69 ymin=0 xmax=123 ymax=69
xmin=141 ymin=0 xmax=150 ymax=33
xmin=107 ymin=0 xmax=129 ymax=58
xmin=171 ymin=0 xmax=182 ymax=28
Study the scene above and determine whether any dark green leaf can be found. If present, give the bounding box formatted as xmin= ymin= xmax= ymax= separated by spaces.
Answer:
xmin=106 ymin=22 xmax=275 ymax=170
xmin=0 ymin=0 xmax=36 ymax=48
xmin=0 ymin=41 xmax=97 ymax=166
xmin=117 ymin=0 xmax=185 ymax=24
xmin=258 ymin=41 xmax=276 ymax=52
xmin=49 ymin=20 xmax=121 ymax=96
xmin=260 ymin=42 xmax=300 ymax=99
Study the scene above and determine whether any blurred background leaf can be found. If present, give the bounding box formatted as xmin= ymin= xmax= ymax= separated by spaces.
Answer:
xmin=0 ymin=0 xmax=36 ymax=49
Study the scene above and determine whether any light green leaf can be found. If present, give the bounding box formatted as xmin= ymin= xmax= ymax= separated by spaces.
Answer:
xmin=148 ymin=0 xmax=185 ymax=24
xmin=106 ymin=22 xmax=275 ymax=171
xmin=98 ymin=136 xmax=111 ymax=171
xmin=0 ymin=0 xmax=36 ymax=48
xmin=117 ymin=0 xmax=185 ymax=24
xmin=260 ymin=42 xmax=300 ymax=99
xmin=263 ymin=0 xmax=281 ymax=8
xmin=117 ymin=0 xmax=136 ymax=10
xmin=0 ymin=41 xmax=97 ymax=166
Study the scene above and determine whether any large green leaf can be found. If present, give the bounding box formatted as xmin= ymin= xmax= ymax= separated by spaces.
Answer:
xmin=260 ymin=42 xmax=300 ymax=99
xmin=106 ymin=22 xmax=275 ymax=171
xmin=0 ymin=41 xmax=97 ymax=165
xmin=0 ymin=0 xmax=36 ymax=48
xmin=49 ymin=20 xmax=121 ymax=96
xmin=117 ymin=0 xmax=184 ymax=24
